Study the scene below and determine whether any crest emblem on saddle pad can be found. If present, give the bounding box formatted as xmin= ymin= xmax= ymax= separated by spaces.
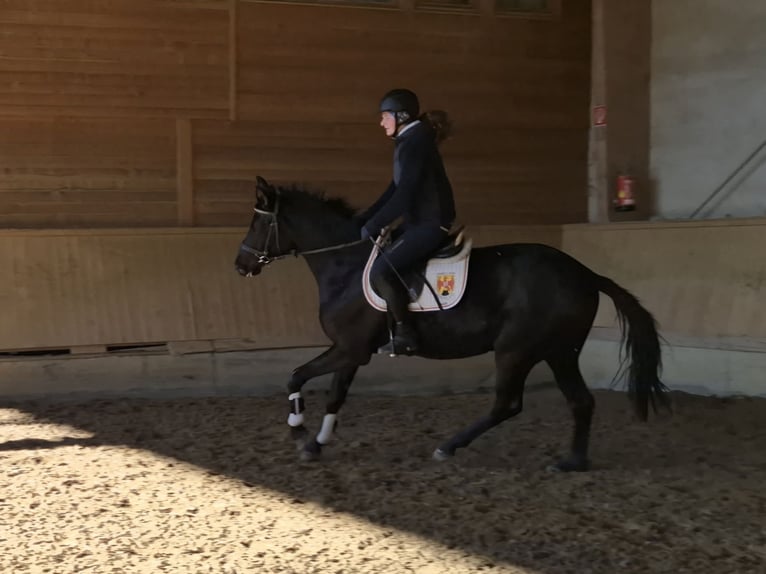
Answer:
xmin=436 ymin=273 xmax=455 ymax=296
xmin=362 ymin=235 xmax=472 ymax=313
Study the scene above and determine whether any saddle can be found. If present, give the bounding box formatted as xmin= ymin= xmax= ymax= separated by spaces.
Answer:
xmin=362 ymin=225 xmax=473 ymax=313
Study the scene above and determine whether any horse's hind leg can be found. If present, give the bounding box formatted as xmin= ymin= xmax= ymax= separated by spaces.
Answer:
xmin=300 ymin=364 xmax=358 ymax=462
xmin=545 ymin=349 xmax=594 ymax=472
xmin=434 ymin=350 xmax=534 ymax=460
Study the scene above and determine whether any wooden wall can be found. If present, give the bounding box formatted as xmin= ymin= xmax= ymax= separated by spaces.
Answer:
xmin=1 ymin=0 xmax=592 ymax=229
xmin=0 ymin=117 xmax=177 ymax=227
xmin=0 ymin=0 xmax=229 ymax=227
xmin=2 ymin=218 xmax=765 ymax=353
xmin=0 ymin=0 xmax=229 ymax=118
xmin=0 ymin=225 xmax=561 ymax=351
xmin=0 ymin=0 xmax=590 ymax=354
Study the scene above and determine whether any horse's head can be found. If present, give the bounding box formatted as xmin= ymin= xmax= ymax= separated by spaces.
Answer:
xmin=235 ymin=176 xmax=362 ymax=277
xmin=234 ymin=176 xmax=297 ymax=277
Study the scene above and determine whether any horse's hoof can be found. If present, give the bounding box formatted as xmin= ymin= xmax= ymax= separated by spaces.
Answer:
xmin=299 ymin=440 xmax=322 ymax=462
xmin=291 ymin=426 xmax=309 ymax=452
xmin=432 ymin=448 xmax=453 ymax=462
xmin=547 ymin=457 xmax=590 ymax=473
xmin=299 ymin=448 xmax=321 ymax=462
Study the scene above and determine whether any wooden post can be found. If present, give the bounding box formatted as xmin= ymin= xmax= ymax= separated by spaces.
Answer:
xmin=589 ymin=0 xmax=652 ymax=222
xmin=176 ymin=118 xmax=194 ymax=226
xmin=588 ymin=0 xmax=609 ymax=223
xmin=229 ymin=0 xmax=238 ymax=122
xmin=477 ymin=0 xmax=494 ymax=17
xmin=604 ymin=0 xmax=652 ymax=221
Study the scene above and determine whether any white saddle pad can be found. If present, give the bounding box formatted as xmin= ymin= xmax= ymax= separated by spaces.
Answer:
xmin=362 ymin=236 xmax=472 ymax=312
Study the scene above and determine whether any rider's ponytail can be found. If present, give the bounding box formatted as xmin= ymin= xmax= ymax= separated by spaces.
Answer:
xmin=419 ymin=110 xmax=452 ymax=145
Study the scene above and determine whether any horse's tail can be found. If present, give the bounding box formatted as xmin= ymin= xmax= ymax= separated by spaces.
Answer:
xmin=595 ymin=275 xmax=671 ymax=420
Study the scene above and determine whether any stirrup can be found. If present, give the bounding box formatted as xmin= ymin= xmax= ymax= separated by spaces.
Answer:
xmin=378 ymin=331 xmax=418 ymax=358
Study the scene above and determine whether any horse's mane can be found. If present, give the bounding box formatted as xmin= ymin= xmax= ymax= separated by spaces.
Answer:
xmin=276 ymin=183 xmax=357 ymax=221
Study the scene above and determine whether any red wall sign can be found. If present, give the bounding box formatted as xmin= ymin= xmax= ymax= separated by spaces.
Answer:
xmin=592 ymin=105 xmax=607 ymax=127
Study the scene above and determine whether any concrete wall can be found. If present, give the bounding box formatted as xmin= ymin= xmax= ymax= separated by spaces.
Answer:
xmin=563 ymin=218 xmax=766 ymax=398
xmin=651 ymin=0 xmax=766 ymax=219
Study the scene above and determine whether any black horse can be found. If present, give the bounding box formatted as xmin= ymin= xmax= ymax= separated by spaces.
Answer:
xmin=234 ymin=176 xmax=669 ymax=471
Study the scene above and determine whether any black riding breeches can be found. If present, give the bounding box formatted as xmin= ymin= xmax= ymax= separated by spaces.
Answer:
xmin=370 ymin=224 xmax=448 ymax=321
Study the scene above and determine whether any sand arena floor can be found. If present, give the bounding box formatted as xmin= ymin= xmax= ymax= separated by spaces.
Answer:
xmin=1 ymin=386 xmax=765 ymax=574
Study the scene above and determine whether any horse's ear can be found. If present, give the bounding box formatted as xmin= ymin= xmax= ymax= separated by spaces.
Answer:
xmin=255 ymin=175 xmax=271 ymax=191
xmin=254 ymin=175 xmax=275 ymax=209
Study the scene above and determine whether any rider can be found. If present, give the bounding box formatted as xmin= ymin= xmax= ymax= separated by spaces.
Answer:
xmin=357 ymin=88 xmax=457 ymax=355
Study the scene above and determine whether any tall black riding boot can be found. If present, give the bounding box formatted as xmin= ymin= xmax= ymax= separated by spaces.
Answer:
xmin=380 ymin=286 xmax=419 ymax=357
xmin=392 ymin=320 xmax=418 ymax=356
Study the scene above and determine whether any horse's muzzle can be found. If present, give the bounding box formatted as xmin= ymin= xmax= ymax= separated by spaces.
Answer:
xmin=234 ymin=263 xmax=262 ymax=278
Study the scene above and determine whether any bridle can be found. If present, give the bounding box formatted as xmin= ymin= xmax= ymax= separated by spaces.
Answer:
xmin=238 ymin=190 xmax=284 ymax=266
xmin=238 ymin=189 xmax=367 ymax=266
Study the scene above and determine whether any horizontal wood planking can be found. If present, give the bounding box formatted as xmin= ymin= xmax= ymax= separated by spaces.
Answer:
xmin=2 ymin=219 xmax=764 ymax=351
xmin=0 ymin=0 xmax=229 ymax=118
xmin=231 ymin=2 xmax=591 ymax=225
xmin=0 ymin=0 xmax=590 ymax=228
xmin=0 ymin=117 xmax=177 ymax=227
xmin=192 ymin=119 xmax=391 ymax=226
xmin=0 ymin=225 xmax=559 ymax=351
xmin=192 ymin=119 xmax=589 ymax=225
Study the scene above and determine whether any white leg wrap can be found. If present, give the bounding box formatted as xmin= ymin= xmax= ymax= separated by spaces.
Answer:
xmin=287 ymin=392 xmax=304 ymax=427
xmin=287 ymin=412 xmax=304 ymax=427
xmin=316 ymin=414 xmax=337 ymax=445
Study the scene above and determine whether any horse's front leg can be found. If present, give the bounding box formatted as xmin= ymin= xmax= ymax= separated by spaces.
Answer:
xmin=300 ymin=364 xmax=359 ymax=462
xmin=286 ymin=345 xmax=355 ymax=451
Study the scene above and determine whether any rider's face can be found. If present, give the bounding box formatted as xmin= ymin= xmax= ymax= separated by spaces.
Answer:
xmin=380 ymin=112 xmax=396 ymax=137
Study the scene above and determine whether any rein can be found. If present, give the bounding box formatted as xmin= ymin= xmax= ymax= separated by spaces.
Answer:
xmin=238 ymin=190 xmax=367 ymax=265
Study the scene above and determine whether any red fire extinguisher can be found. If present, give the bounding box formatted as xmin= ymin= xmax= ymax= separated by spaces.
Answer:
xmin=614 ymin=175 xmax=636 ymax=212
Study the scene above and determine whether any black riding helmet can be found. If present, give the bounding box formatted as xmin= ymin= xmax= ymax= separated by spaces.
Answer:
xmin=379 ymin=89 xmax=419 ymax=129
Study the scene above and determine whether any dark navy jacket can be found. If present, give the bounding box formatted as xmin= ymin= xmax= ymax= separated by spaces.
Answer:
xmin=363 ymin=120 xmax=456 ymax=237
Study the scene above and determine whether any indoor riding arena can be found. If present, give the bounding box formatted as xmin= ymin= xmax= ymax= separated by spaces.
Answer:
xmin=1 ymin=1 xmax=765 ymax=573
